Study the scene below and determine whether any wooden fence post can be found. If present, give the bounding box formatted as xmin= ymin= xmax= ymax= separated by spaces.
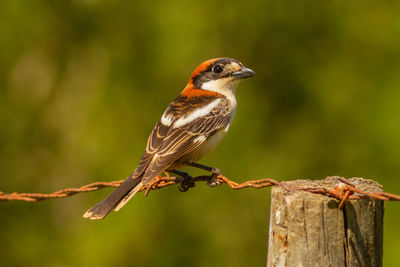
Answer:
xmin=267 ymin=176 xmax=384 ymax=267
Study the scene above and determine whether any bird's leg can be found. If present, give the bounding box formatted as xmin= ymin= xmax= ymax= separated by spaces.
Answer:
xmin=186 ymin=162 xmax=222 ymax=187
xmin=168 ymin=169 xmax=195 ymax=192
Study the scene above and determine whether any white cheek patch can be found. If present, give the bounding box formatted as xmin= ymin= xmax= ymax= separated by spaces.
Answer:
xmin=201 ymin=79 xmax=225 ymax=92
xmin=201 ymin=78 xmax=238 ymax=110
xmin=173 ymin=99 xmax=221 ymax=128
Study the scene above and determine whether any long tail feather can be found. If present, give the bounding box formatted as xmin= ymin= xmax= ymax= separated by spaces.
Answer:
xmin=114 ymin=181 xmax=143 ymax=211
xmin=83 ymin=176 xmax=143 ymax=220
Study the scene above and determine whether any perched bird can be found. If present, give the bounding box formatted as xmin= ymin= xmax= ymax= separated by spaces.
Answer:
xmin=83 ymin=57 xmax=255 ymax=220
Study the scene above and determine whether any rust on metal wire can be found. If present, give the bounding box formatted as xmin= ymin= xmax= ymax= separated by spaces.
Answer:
xmin=0 ymin=175 xmax=399 ymax=208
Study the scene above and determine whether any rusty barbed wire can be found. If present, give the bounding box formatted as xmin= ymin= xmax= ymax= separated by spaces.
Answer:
xmin=0 ymin=175 xmax=399 ymax=208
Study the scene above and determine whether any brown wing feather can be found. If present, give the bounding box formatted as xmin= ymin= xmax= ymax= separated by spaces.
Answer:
xmin=130 ymin=121 xmax=169 ymax=178
xmin=130 ymin=93 xmax=222 ymax=178
xmin=140 ymin=97 xmax=231 ymax=184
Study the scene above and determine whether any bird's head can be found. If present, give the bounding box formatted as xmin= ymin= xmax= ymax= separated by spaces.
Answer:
xmin=185 ymin=57 xmax=255 ymax=94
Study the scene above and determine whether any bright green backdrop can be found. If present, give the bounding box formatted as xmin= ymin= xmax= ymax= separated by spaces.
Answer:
xmin=1 ymin=0 xmax=399 ymax=266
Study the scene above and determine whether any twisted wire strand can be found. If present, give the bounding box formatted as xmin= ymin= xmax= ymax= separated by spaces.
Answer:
xmin=1 ymin=175 xmax=399 ymax=208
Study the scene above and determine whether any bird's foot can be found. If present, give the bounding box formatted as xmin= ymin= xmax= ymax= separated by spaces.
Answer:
xmin=169 ymin=170 xmax=196 ymax=192
xmin=207 ymin=168 xmax=222 ymax=187
xmin=179 ymin=173 xmax=196 ymax=192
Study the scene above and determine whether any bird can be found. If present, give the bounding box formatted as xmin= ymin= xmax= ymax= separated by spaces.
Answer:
xmin=83 ymin=57 xmax=255 ymax=220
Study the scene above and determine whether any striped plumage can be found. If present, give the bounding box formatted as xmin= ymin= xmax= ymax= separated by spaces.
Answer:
xmin=83 ymin=57 xmax=255 ymax=220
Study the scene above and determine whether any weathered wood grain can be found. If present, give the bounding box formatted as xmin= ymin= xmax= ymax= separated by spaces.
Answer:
xmin=267 ymin=176 xmax=383 ymax=267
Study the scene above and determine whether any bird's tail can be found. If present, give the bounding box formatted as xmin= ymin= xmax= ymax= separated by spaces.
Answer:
xmin=83 ymin=175 xmax=143 ymax=220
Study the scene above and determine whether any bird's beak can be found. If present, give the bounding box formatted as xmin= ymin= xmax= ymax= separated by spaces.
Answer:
xmin=232 ymin=66 xmax=256 ymax=79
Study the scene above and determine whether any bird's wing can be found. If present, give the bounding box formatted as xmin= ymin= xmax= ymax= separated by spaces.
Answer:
xmin=139 ymin=95 xmax=231 ymax=184
xmin=129 ymin=121 xmax=170 ymax=179
xmin=129 ymin=92 xmax=220 ymax=179
xmin=113 ymin=96 xmax=231 ymax=211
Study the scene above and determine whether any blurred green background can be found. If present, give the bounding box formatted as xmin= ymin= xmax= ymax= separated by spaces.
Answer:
xmin=1 ymin=0 xmax=399 ymax=266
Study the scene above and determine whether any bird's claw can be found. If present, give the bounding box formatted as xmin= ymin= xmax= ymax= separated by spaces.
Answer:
xmin=207 ymin=178 xmax=221 ymax=187
xmin=178 ymin=173 xmax=195 ymax=192
xmin=207 ymin=171 xmax=222 ymax=187
xmin=179 ymin=181 xmax=195 ymax=192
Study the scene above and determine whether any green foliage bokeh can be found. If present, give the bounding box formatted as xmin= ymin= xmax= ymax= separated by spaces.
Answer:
xmin=1 ymin=0 xmax=399 ymax=266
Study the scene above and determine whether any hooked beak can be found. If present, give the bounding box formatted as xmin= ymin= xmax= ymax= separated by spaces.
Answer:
xmin=232 ymin=66 xmax=256 ymax=79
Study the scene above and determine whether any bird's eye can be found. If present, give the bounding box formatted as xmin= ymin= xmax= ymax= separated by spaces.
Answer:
xmin=212 ymin=65 xmax=224 ymax=74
